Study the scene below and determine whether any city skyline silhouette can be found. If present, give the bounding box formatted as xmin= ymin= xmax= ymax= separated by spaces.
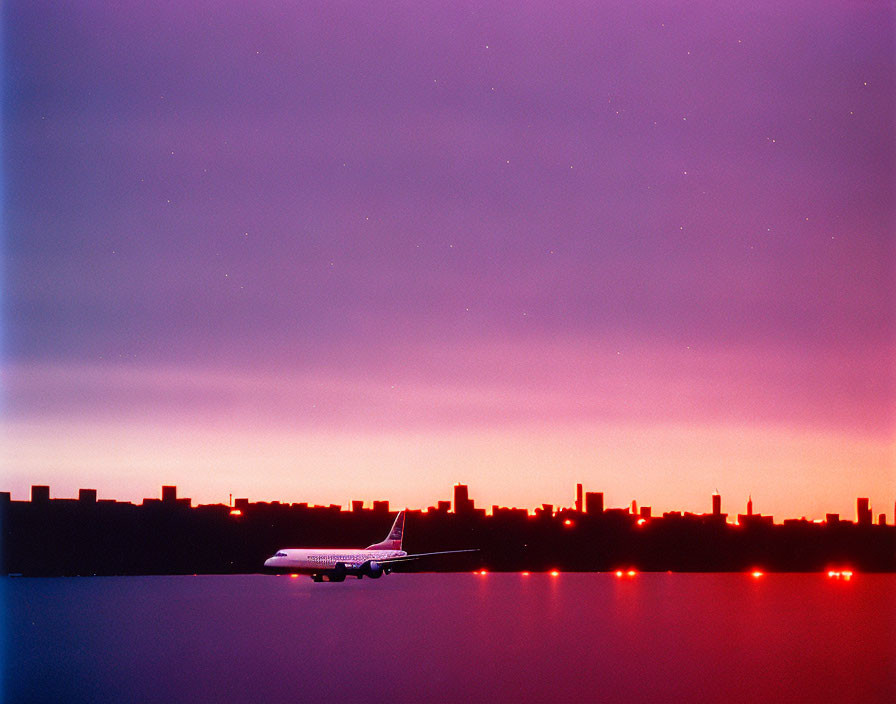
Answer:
xmin=4 ymin=480 xmax=894 ymax=576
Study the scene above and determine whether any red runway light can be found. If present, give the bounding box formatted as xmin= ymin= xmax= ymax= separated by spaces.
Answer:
xmin=828 ymin=569 xmax=854 ymax=580
xmin=550 ymin=570 xmax=560 ymax=577
xmin=751 ymin=571 xmax=764 ymax=578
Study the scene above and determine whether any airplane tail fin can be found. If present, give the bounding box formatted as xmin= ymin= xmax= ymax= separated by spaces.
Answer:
xmin=366 ymin=510 xmax=405 ymax=550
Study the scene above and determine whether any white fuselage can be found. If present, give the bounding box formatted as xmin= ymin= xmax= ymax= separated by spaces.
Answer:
xmin=264 ymin=548 xmax=406 ymax=574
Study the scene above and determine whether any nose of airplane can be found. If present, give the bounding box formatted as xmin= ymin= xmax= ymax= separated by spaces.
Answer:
xmin=264 ymin=557 xmax=274 ymax=568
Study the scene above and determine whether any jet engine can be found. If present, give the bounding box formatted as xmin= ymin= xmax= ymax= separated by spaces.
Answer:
xmin=362 ymin=560 xmax=383 ymax=578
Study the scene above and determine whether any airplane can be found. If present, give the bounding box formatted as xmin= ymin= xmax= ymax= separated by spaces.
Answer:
xmin=263 ymin=510 xmax=477 ymax=582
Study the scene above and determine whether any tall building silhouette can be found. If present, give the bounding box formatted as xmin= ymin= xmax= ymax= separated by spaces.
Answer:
xmin=162 ymin=486 xmax=177 ymax=504
xmin=585 ymin=492 xmax=604 ymax=514
xmin=31 ymin=485 xmax=50 ymax=503
xmin=747 ymin=495 xmax=753 ymax=516
xmin=712 ymin=493 xmax=721 ymax=516
xmin=575 ymin=483 xmax=583 ymax=513
xmin=454 ymin=484 xmax=472 ymax=514
xmin=857 ymin=498 xmax=871 ymax=525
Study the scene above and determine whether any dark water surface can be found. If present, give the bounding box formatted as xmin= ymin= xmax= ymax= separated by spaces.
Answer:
xmin=4 ymin=573 xmax=894 ymax=703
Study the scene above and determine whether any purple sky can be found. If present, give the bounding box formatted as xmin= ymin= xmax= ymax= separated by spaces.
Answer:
xmin=3 ymin=1 xmax=894 ymax=517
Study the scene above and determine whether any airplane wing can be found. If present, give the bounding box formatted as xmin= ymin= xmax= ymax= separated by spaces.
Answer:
xmin=372 ymin=549 xmax=479 ymax=565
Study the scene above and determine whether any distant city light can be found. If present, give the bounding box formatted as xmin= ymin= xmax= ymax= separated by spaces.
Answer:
xmin=563 ymin=519 xmax=573 ymax=526
xmin=476 ymin=569 xmax=488 ymax=576
xmin=615 ymin=570 xmax=624 ymax=577
xmin=627 ymin=570 xmax=637 ymax=576
xmin=229 ymin=509 xmax=242 ymax=516
xmin=751 ymin=571 xmax=764 ymax=578
xmin=550 ymin=570 xmax=560 ymax=577
xmin=637 ymin=518 xmax=647 ymax=525
xmin=521 ymin=571 xmax=530 ymax=576
xmin=290 ymin=574 xmax=298 ymax=578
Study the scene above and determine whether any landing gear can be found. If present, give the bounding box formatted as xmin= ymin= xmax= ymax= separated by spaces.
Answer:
xmin=311 ymin=574 xmax=324 ymax=582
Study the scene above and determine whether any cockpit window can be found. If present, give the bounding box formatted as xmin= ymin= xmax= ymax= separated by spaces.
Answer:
xmin=275 ymin=552 xmax=287 ymax=557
